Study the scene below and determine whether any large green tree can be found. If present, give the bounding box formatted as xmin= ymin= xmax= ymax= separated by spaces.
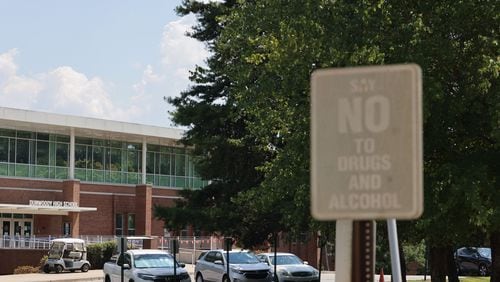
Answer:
xmin=158 ymin=1 xmax=499 ymax=279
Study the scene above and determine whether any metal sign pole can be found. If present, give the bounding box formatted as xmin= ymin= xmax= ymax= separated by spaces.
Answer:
xmin=387 ymin=219 xmax=402 ymax=282
xmin=120 ymin=237 xmax=125 ymax=282
xmin=351 ymin=221 xmax=375 ymax=282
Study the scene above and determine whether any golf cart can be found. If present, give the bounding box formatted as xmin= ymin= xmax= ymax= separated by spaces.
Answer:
xmin=43 ymin=238 xmax=91 ymax=273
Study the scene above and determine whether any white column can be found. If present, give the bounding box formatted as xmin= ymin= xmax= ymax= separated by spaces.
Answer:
xmin=69 ymin=128 xmax=75 ymax=179
xmin=142 ymin=138 xmax=147 ymax=184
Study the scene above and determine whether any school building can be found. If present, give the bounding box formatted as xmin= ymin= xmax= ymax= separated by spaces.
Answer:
xmin=0 ymin=106 xmax=208 ymax=240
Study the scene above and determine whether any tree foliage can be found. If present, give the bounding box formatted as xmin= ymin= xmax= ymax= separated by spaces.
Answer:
xmin=156 ymin=0 xmax=499 ymax=277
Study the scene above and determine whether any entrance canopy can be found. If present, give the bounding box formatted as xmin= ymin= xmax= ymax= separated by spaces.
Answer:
xmin=0 ymin=204 xmax=96 ymax=215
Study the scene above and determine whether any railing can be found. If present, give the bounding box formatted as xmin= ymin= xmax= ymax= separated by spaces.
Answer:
xmin=0 ymin=235 xmax=224 ymax=261
xmin=159 ymin=236 xmax=227 ymax=265
xmin=0 ymin=235 xmax=117 ymax=250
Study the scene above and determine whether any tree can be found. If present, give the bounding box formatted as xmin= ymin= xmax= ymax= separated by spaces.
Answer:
xmin=159 ymin=1 xmax=499 ymax=279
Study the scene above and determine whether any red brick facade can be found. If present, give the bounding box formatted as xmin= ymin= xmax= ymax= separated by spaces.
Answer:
xmin=0 ymin=177 xmax=180 ymax=237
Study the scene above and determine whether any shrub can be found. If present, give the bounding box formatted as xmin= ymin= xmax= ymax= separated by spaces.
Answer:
xmin=39 ymin=255 xmax=48 ymax=270
xmin=87 ymin=240 xmax=117 ymax=269
xmin=14 ymin=265 xmax=39 ymax=274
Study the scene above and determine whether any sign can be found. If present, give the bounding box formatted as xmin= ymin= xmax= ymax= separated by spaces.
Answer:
xmin=311 ymin=64 xmax=423 ymax=220
xmin=29 ymin=200 xmax=78 ymax=208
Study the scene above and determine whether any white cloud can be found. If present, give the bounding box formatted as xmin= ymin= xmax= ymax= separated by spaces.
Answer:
xmin=0 ymin=49 xmax=44 ymax=109
xmin=160 ymin=14 xmax=209 ymax=81
xmin=133 ymin=64 xmax=163 ymax=95
xmin=0 ymin=49 xmax=142 ymax=122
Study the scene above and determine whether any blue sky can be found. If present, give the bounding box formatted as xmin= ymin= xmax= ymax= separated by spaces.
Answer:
xmin=0 ymin=0 xmax=209 ymax=127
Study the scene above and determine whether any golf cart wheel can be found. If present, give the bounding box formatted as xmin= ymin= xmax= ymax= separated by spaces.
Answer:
xmin=43 ymin=264 xmax=50 ymax=273
xmin=55 ymin=265 xmax=63 ymax=273
xmin=81 ymin=264 xmax=90 ymax=272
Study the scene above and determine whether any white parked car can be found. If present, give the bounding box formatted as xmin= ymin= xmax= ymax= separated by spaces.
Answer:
xmin=256 ymin=253 xmax=319 ymax=282
xmin=103 ymin=249 xmax=191 ymax=282
xmin=195 ymin=250 xmax=272 ymax=282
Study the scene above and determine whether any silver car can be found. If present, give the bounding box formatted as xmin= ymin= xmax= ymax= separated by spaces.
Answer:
xmin=256 ymin=253 xmax=319 ymax=282
xmin=195 ymin=250 xmax=272 ymax=282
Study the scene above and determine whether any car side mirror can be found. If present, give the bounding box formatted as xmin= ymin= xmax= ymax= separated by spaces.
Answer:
xmin=122 ymin=263 xmax=131 ymax=269
xmin=214 ymin=260 xmax=224 ymax=265
xmin=179 ymin=263 xmax=186 ymax=268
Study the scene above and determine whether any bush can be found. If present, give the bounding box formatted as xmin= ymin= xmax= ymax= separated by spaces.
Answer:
xmin=39 ymin=255 xmax=48 ymax=271
xmin=87 ymin=241 xmax=117 ymax=269
xmin=14 ymin=265 xmax=39 ymax=274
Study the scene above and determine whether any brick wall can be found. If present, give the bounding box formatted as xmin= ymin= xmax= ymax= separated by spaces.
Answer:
xmin=0 ymin=249 xmax=48 ymax=275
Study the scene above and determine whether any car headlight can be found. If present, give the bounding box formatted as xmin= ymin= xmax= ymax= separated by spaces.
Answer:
xmin=278 ymin=269 xmax=291 ymax=276
xmin=230 ymin=267 xmax=244 ymax=274
xmin=312 ymin=269 xmax=320 ymax=276
xmin=137 ymin=273 xmax=156 ymax=280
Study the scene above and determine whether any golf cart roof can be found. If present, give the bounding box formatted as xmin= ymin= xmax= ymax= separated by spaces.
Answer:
xmin=51 ymin=238 xmax=86 ymax=244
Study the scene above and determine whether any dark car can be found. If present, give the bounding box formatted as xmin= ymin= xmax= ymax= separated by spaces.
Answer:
xmin=455 ymin=247 xmax=491 ymax=276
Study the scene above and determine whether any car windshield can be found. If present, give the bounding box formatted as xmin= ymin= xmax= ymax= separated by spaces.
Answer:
xmin=269 ymin=255 xmax=303 ymax=265
xmin=478 ymin=248 xmax=491 ymax=259
xmin=48 ymin=242 xmax=65 ymax=259
xmin=225 ymin=252 xmax=260 ymax=264
xmin=134 ymin=253 xmax=175 ymax=269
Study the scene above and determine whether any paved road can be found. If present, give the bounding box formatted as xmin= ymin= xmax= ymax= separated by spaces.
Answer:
xmin=0 ymin=264 xmax=428 ymax=282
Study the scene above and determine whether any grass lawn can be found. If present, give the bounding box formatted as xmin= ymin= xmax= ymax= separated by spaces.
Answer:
xmin=459 ymin=278 xmax=490 ymax=282
xmin=411 ymin=278 xmax=489 ymax=282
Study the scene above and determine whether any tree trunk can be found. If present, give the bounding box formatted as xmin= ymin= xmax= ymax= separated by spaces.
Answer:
xmin=446 ymin=246 xmax=459 ymax=282
xmin=491 ymin=231 xmax=500 ymax=282
xmin=430 ymin=246 xmax=447 ymax=282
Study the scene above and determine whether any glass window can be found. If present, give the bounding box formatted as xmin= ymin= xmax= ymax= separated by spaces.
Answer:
xmin=175 ymin=154 xmax=186 ymax=176
xmin=36 ymin=141 xmax=49 ymax=165
xmin=115 ymin=214 xmax=123 ymax=236
xmin=146 ymin=152 xmax=155 ymax=173
xmin=16 ymin=139 xmax=29 ymax=164
xmin=159 ymin=153 xmax=170 ymax=175
xmin=0 ymin=137 xmax=9 ymax=162
xmin=0 ymin=129 xmax=15 ymax=137
xmin=127 ymin=214 xmax=135 ymax=236
xmin=75 ymin=145 xmax=88 ymax=168
xmin=127 ymin=150 xmax=138 ymax=172
xmin=56 ymin=143 xmax=69 ymax=167
xmin=110 ymin=148 xmax=121 ymax=171
xmin=93 ymin=146 xmax=104 ymax=170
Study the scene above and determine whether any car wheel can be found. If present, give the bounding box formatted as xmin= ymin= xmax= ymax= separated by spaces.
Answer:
xmin=222 ymin=275 xmax=230 ymax=282
xmin=81 ymin=264 xmax=89 ymax=272
xmin=105 ymin=275 xmax=111 ymax=282
xmin=479 ymin=264 xmax=488 ymax=276
xmin=43 ymin=264 xmax=51 ymax=273
xmin=55 ymin=265 xmax=63 ymax=273
xmin=196 ymin=273 xmax=204 ymax=282
xmin=456 ymin=264 xmax=462 ymax=275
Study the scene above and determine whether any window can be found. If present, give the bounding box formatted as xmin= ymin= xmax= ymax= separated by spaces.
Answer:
xmin=115 ymin=214 xmax=123 ymax=236
xmin=36 ymin=141 xmax=49 ymax=165
xmin=127 ymin=214 xmax=135 ymax=236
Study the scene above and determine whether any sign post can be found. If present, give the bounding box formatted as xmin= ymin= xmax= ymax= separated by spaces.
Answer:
xmin=310 ymin=64 xmax=423 ymax=281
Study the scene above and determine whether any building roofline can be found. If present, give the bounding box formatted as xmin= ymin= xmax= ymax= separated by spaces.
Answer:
xmin=0 ymin=107 xmax=185 ymax=145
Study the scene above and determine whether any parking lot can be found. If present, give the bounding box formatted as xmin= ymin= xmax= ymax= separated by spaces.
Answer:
xmin=0 ymin=266 xmax=432 ymax=282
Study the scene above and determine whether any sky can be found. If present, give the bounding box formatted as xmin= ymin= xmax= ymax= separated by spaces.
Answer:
xmin=0 ymin=0 xmax=209 ymax=128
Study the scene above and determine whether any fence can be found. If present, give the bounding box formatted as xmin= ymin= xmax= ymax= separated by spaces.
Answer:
xmin=0 ymin=235 xmax=226 ymax=263
xmin=159 ymin=236 xmax=227 ymax=265
xmin=0 ymin=235 xmax=116 ymax=250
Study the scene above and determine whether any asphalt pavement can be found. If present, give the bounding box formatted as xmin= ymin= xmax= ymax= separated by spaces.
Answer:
xmin=0 ymin=264 xmax=429 ymax=282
